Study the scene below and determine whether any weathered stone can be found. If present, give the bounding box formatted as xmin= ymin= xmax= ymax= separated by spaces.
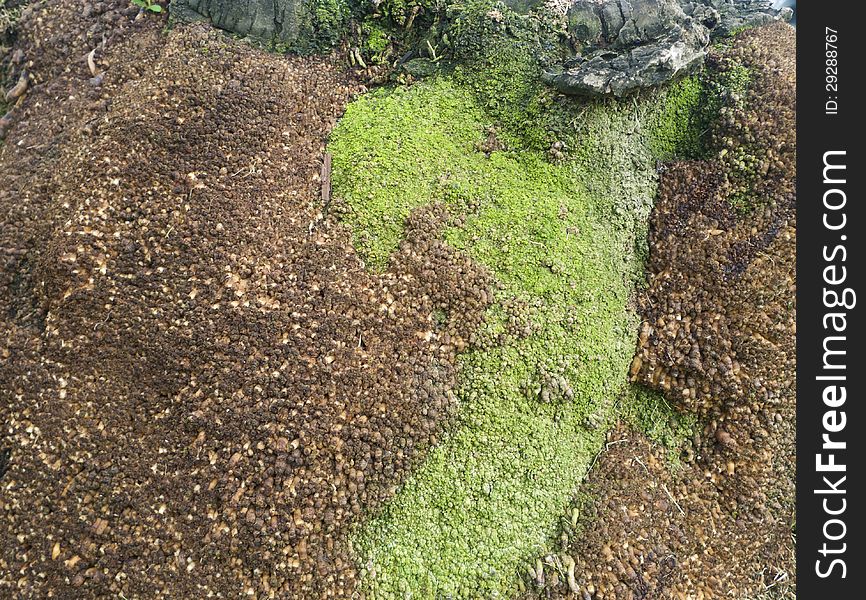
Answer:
xmin=619 ymin=0 xmax=685 ymax=46
xmin=546 ymin=17 xmax=708 ymax=96
xmin=401 ymin=57 xmax=439 ymax=78
xmin=597 ymin=0 xmax=625 ymax=39
xmin=567 ymin=1 xmax=605 ymax=43
xmin=567 ymin=0 xmax=687 ymax=48
xmin=171 ymin=0 xmax=352 ymax=49
xmin=548 ymin=0 xmax=792 ymax=97
xmin=680 ymin=1 xmax=786 ymax=35
xmin=709 ymin=0 xmax=784 ymax=36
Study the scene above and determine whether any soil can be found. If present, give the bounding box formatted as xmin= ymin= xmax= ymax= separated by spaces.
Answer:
xmin=540 ymin=421 xmax=794 ymax=599
xmin=0 ymin=4 xmax=796 ymax=599
xmin=1 ymin=3 xmax=489 ymax=598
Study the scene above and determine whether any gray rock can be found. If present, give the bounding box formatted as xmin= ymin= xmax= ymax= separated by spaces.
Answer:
xmin=170 ymin=0 xmax=351 ymax=49
xmin=548 ymin=0 xmax=792 ymax=97
xmin=567 ymin=1 xmax=605 ymax=43
xmin=546 ymin=16 xmax=708 ymax=97
xmin=680 ymin=1 xmax=787 ymax=35
xmin=709 ymin=0 xmax=784 ymax=36
xmin=568 ymin=0 xmax=688 ymax=48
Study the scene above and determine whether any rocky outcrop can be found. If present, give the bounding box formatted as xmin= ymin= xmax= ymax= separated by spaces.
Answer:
xmin=543 ymin=0 xmax=791 ymax=97
xmin=691 ymin=0 xmax=794 ymax=36
xmin=168 ymin=0 xmax=792 ymax=94
xmin=545 ymin=0 xmax=709 ymax=97
xmin=170 ymin=0 xmax=352 ymax=50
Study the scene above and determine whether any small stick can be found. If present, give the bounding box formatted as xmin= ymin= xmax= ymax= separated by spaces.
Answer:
xmin=663 ymin=483 xmax=685 ymax=516
xmin=585 ymin=438 xmax=629 ymax=477
xmin=404 ymin=5 xmax=421 ymax=31
xmin=87 ymin=48 xmax=99 ymax=77
xmin=4 ymin=72 xmax=28 ymax=102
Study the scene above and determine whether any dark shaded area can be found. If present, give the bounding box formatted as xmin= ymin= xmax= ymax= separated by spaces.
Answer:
xmin=0 ymin=447 xmax=10 ymax=480
xmin=171 ymin=0 xmax=353 ymax=51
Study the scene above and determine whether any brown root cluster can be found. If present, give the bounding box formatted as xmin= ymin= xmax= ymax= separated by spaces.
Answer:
xmin=1 ymin=6 xmax=490 ymax=599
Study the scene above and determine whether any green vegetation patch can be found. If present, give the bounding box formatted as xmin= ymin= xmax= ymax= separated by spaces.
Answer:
xmin=617 ymin=385 xmax=698 ymax=468
xmin=330 ymin=73 xmax=702 ymax=597
xmin=325 ymin=7 xmax=763 ymax=596
xmin=308 ymin=0 xmax=353 ymax=48
xmin=647 ymin=75 xmax=706 ymax=160
xmin=446 ymin=1 xmax=564 ymax=150
xmin=0 ymin=0 xmax=20 ymax=32
xmin=329 ymin=80 xmax=488 ymax=269
xmin=647 ymin=61 xmax=751 ymax=162
xmin=265 ymin=0 xmax=354 ymax=53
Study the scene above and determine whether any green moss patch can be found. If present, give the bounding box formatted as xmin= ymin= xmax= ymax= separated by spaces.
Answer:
xmin=617 ymin=385 xmax=698 ymax=468
xmin=329 ymin=80 xmax=488 ymax=269
xmin=328 ymin=72 xmax=705 ymax=597
xmin=446 ymin=1 xmax=564 ymax=150
xmin=647 ymin=75 xmax=706 ymax=160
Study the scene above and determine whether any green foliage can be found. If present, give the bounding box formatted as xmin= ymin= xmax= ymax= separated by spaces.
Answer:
xmin=364 ymin=23 xmax=390 ymax=54
xmin=441 ymin=1 xmax=715 ymax=165
xmin=305 ymin=0 xmax=353 ymax=49
xmin=132 ymin=0 xmax=163 ymax=13
xmin=266 ymin=0 xmax=353 ymax=53
xmin=333 ymin=78 xmax=635 ymax=597
xmin=361 ymin=19 xmax=392 ymax=63
xmin=647 ymin=61 xmax=751 ymax=162
xmin=647 ymin=75 xmax=705 ymax=160
xmin=379 ymin=0 xmax=443 ymax=24
xmin=447 ymin=0 xmax=565 ymax=150
xmin=329 ymin=72 xmax=698 ymax=597
xmin=711 ymin=60 xmax=767 ymax=212
xmin=704 ymin=62 xmax=752 ymax=133
xmin=353 ymin=0 xmax=446 ymax=63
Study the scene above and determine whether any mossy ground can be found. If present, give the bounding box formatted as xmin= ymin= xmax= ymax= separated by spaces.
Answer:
xmin=324 ymin=5 xmax=722 ymax=596
xmin=617 ymin=386 xmax=697 ymax=468
xmin=328 ymin=81 xmax=486 ymax=269
xmin=329 ymin=70 xmax=703 ymax=597
xmin=446 ymin=1 xmax=563 ymax=151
